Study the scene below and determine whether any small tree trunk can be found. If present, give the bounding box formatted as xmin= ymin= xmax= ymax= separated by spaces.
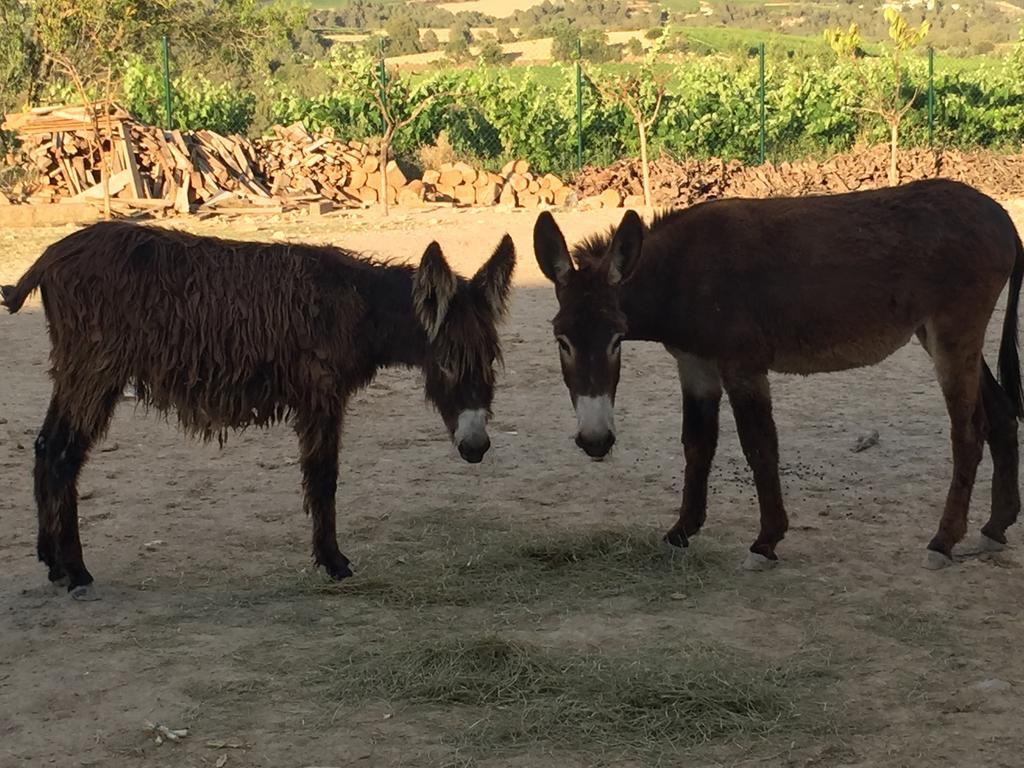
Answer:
xmin=101 ymin=97 xmax=113 ymax=220
xmin=888 ymin=120 xmax=899 ymax=186
xmin=379 ymin=126 xmax=394 ymax=217
xmin=637 ymin=114 xmax=652 ymax=210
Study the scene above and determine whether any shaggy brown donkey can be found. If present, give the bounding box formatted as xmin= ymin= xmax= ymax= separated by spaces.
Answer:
xmin=2 ymin=222 xmax=515 ymax=598
xmin=534 ymin=179 xmax=1024 ymax=570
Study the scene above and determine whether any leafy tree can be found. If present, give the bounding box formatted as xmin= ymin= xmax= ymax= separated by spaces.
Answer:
xmin=384 ymin=12 xmax=422 ymax=56
xmin=370 ymin=63 xmax=441 ymax=215
xmin=421 ymin=29 xmax=440 ymax=53
xmin=553 ymin=24 xmax=619 ymax=63
xmin=592 ymin=31 xmax=667 ymax=207
xmin=449 ymin=17 xmax=473 ymax=44
xmin=826 ymin=10 xmax=930 ymax=185
xmin=551 ymin=22 xmax=580 ymax=62
xmin=445 ymin=36 xmax=471 ymax=63
xmin=496 ymin=20 xmax=516 ymax=44
xmin=0 ymin=0 xmax=35 ymax=139
xmin=477 ymin=37 xmax=505 ymax=65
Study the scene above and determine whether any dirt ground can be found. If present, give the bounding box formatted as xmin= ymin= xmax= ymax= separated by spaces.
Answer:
xmin=3 ymin=201 xmax=1024 ymax=768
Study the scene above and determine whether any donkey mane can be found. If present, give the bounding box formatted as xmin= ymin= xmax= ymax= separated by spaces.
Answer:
xmin=569 ymin=208 xmax=680 ymax=269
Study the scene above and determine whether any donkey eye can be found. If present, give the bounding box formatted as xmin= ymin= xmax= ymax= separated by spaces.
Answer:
xmin=556 ymin=336 xmax=572 ymax=355
xmin=609 ymin=335 xmax=624 ymax=355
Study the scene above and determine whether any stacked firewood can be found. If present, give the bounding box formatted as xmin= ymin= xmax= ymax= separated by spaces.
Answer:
xmin=422 ymin=159 xmax=573 ymax=208
xmin=573 ymin=146 xmax=1024 ymax=208
xmin=6 ymin=104 xmax=280 ymax=214
xmin=253 ymin=123 xmax=418 ymax=206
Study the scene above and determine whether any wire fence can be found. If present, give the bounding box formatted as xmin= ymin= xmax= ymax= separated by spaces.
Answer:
xmin=148 ymin=35 xmax=1022 ymax=180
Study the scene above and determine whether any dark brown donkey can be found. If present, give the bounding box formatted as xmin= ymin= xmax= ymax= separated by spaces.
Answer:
xmin=534 ymin=179 xmax=1024 ymax=571
xmin=2 ymin=221 xmax=515 ymax=598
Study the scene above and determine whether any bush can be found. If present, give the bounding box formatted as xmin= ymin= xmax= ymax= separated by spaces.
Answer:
xmin=478 ymin=38 xmax=505 ymax=65
xmin=421 ymin=29 xmax=440 ymax=52
xmin=445 ymin=37 xmax=471 ymax=63
xmin=122 ymin=60 xmax=256 ymax=135
xmin=384 ymin=13 xmax=422 ymax=56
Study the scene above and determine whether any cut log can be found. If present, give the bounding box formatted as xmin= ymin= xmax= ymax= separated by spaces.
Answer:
xmin=543 ymin=173 xmax=564 ymax=191
xmin=499 ymin=184 xmax=518 ymax=207
xmin=508 ymin=173 xmax=529 ymax=192
xmin=599 ymin=188 xmax=623 ymax=208
xmin=453 ymin=184 xmax=477 ymax=206
xmin=553 ymin=187 xmax=574 ymax=207
xmin=518 ymin=191 xmax=540 ymax=209
xmin=385 ymin=160 xmax=407 ymax=188
xmin=439 ymin=169 xmax=464 ymax=188
xmin=476 ymin=182 xmax=502 ymax=206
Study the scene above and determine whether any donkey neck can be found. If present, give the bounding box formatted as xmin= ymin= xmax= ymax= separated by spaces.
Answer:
xmin=619 ymin=251 xmax=675 ymax=343
xmin=359 ymin=266 xmax=429 ymax=370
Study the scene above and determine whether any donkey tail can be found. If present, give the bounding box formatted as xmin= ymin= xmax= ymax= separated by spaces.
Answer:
xmin=997 ymin=231 xmax=1024 ymax=420
xmin=1 ymin=235 xmax=72 ymax=313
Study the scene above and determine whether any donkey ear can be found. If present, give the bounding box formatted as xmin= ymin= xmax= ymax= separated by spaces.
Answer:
xmin=533 ymin=211 xmax=574 ymax=286
xmin=472 ymin=234 xmax=516 ymax=318
xmin=605 ymin=209 xmax=645 ymax=285
xmin=413 ymin=241 xmax=458 ymax=341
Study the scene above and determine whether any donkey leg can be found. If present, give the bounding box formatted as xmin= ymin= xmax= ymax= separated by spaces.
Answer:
xmin=925 ymin=344 xmax=986 ymax=568
xmin=296 ymin=411 xmax=352 ymax=581
xmin=724 ymin=371 xmax=788 ymax=570
xmin=664 ymin=349 xmax=722 ymax=547
xmin=979 ymin=362 xmax=1020 ymax=550
xmin=35 ymin=389 xmax=119 ymax=598
xmin=35 ymin=402 xmax=66 ymax=585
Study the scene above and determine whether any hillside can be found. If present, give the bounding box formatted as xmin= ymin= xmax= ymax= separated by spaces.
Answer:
xmin=308 ymin=0 xmax=1024 ymax=66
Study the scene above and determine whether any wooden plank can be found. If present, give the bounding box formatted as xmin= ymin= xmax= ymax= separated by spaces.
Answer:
xmin=198 ymin=190 xmax=238 ymax=209
xmin=53 ymin=133 xmax=82 ymax=195
xmin=70 ymin=168 xmax=133 ymax=200
xmin=154 ymin=131 xmax=177 ymax=170
xmin=174 ymin=173 xmax=191 ymax=213
xmin=117 ymin=122 xmax=146 ymax=199
xmin=170 ymin=130 xmax=189 ymax=155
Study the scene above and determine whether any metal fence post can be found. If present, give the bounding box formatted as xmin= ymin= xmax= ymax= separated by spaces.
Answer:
xmin=758 ymin=42 xmax=766 ymax=165
xmin=576 ymin=38 xmax=583 ymax=170
xmin=927 ymin=46 xmax=935 ymax=147
xmin=161 ymin=34 xmax=173 ymax=130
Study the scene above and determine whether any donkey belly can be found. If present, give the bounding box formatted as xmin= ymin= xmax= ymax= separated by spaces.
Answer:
xmin=769 ymin=324 xmax=918 ymax=375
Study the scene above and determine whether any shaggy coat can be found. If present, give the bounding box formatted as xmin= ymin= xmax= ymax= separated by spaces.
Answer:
xmin=3 ymin=221 xmax=515 ymax=597
xmin=535 ymin=178 xmax=1024 ymax=569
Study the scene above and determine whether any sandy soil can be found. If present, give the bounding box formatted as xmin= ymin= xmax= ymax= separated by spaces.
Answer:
xmin=3 ymin=202 xmax=1024 ymax=767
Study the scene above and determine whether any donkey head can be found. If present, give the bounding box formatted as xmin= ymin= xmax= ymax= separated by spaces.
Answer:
xmin=533 ymin=210 xmax=644 ymax=459
xmin=412 ymin=235 xmax=516 ymax=463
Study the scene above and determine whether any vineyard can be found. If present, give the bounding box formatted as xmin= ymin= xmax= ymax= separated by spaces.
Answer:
xmin=109 ymin=39 xmax=1024 ymax=179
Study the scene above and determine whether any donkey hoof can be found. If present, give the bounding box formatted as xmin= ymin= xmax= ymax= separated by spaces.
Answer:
xmin=325 ymin=563 xmax=354 ymax=581
xmin=924 ymin=549 xmax=955 ymax=570
xmin=663 ymin=529 xmax=689 ymax=549
xmin=741 ymin=552 xmax=778 ymax=572
xmin=69 ymin=584 xmax=101 ymax=601
xmin=978 ymin=533 xmax=1007 ymax=553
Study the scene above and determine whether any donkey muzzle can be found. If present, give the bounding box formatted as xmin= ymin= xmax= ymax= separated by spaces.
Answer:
xmin=575 ymin=430 xmax=615 ymax=459
xmin=455 ymin=409 xmax=490 ymax=463
xmin=574 ymin=395 xmax=616 ymax=459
